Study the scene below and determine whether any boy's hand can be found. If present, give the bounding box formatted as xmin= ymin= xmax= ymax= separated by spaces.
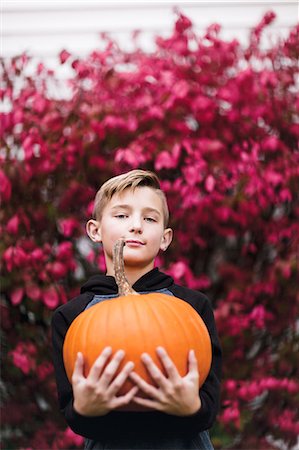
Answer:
xmin=72 ymin=347 xmax=138 ymax=416
xmin=129 ymin=347 xmax=201 ymax=416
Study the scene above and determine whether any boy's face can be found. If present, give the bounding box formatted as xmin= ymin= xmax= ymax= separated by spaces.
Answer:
xmin=87 ymin=186 xmax=173 ymax=275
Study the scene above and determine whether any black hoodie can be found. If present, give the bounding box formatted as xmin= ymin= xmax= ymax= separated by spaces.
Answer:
xmin=51 ymin=268 xmax=222 ymax=443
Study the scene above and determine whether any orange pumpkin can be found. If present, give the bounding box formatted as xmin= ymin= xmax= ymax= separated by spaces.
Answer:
xmin=63 ymin=238 xmax=212 ymax=410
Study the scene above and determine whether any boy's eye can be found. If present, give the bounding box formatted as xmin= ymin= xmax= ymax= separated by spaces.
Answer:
xmin=115 ymin=214 xmax=128 ymax=219
xmin=144 ymin=217 xmax=156 ymax=223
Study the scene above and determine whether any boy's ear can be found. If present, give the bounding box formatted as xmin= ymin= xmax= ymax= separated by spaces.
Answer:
xmin=86 ymin=219 xmax=102 ymax=243
xmin=160 ymin=228 xmax=173 ymax=252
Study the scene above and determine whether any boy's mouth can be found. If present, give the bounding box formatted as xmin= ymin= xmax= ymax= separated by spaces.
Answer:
xmin=125 ymin=239 xmax=145 ymax=246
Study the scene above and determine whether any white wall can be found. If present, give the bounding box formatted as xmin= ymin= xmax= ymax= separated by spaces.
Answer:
xmin=2 ymin=0 xmax=298 ymax=68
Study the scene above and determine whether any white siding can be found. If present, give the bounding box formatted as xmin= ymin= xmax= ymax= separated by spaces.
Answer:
xmin=2 ymin=1 xmax=298 ymax=61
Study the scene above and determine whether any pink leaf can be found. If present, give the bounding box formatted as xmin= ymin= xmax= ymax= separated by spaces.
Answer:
xmin=11 ymin=288 xmax=24 ymax=305
xmin=42 ymin=286 xmax=59 ymax=309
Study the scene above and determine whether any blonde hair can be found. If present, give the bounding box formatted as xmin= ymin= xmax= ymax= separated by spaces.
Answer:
xmin=92 ymin=169 xmax=169 ymax=226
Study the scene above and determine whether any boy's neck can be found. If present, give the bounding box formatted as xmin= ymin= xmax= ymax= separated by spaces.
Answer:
xmin=106 ymin=263 xmax=154 ymax=288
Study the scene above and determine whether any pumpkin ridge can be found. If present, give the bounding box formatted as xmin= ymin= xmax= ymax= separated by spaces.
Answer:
xmin=104 ymin=298 xmax=111 ymax=352
xmin=175 ymin=299 xmax=212 ymax=380
xmin=132 ymin=296 xmax=149 ymax=355
xmin=83 ymin=308 xmax=97 ymax=376
xmin=163 ymin=295 xmax=192 ymax=344
xmin=145 ymin=294 xmax=172 ymax=366
xmin=159 ymin=295 xmax=193 ymax=375
xmin=120 ymin=295 xmax=129 ymax=355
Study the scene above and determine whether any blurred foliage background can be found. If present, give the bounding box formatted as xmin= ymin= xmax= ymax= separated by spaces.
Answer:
xmin=1 ymin=11 xmax=298 ymax=450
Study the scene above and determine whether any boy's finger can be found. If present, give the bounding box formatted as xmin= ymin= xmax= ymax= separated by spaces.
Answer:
xmin=129 ymin=371 xmax=158 ymax=398
xmin=72 ymin=352 xmax=84 ymax=383
xmin=88 ymin=346 xmax=112 ymax=382
xmin=100 ymin=349 xmax=126 ymax=387
xmin=113 ymin=385 xmax=139 ymax=409
xmin=156 ymin=346 xmax=179 ymax=380
xmin=187 ymin=350 xmax=200 ymax=378
xmin=140 ymin=353 xmax=168 ymax=389
xmin=108 ymin=361 xmax=135 ymax=396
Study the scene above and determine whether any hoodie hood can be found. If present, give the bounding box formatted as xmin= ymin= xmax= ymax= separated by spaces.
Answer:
xmin=80 ymin=267 xmax=174 ymax=296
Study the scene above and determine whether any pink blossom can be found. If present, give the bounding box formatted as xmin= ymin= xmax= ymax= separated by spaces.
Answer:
xmin=59 ymin=49 xmax=71 ymax=64
xmin=22 ymin=135 xmax=35 ymax=159
xmin=175 ymin=13 xmax=192 ymax=33
xmin=225 ymin=380 xmax=237 ymax=393
xmin=6 ymin=215 xmax=20 ymax=234
xmin=89 ymin=155 xmax=106 ymax=169
xmin=11 ymin=287 xmax=24 ymax=305
xmin=32 ymin=94 xmax=48 ymax=114
xmin=0 ymin=169 xmax=12 ymax=202
xmin=205 ymin=23 xmax=221 ymax=39
xmin=115 ymin=144 xmax=148 ymax=168
xmin=221 ymin=401 xmax=240 ymax=428
xmin=225 ymin=316 xmax=250 ymax=336
xmin=64 ymin=428 xmax=84 ymax=446
xmin=9 ymin=342 xmax=36 ymax=375
xmin=215 ymin=206 xmax=231 ymax=222
xmin=205 ymin=175 xmax=216 ymax=192
xmin=286 ymin=380 xmax=299 ymax=394
xmin=250 ymin=305 xmax=267 ymax=329
xmin=36 ymin=362 xmax=53 ymax=381
xmin=96 ymin=252 xmax=107 ymax=272
xmin=86 ymin=200 xmax=95 ymax=217
xmin=58 ymin=218 xmax=80 ymax=237
xmin=30 ymin=247 xmax=46 ymax=267
xmin=25 ymin=284 xmax=42 ymax=301
xmin=155 ymin=144 xmax=181 ymax=170
xmin=55 ymin=241 xmax=73 ymax=260
xmin=3 ymin=246 xmax=28 ymax=272
xmin=155 ymin=151 xmax=176 ymax=170
xmin=183 ymin=164 xmax=204 ymax=186
xmin=0 ymin=112 xmax=13 ymax=133
xmin=11 ymin=352 xmax=31 ymax=375
xmin=192 ymin=95 xmax=214 ymax=115
xmin=42 ymin=286 xmax=59 ymax=309
xmin=103 ymin=115 xmax=129 ymax=131
xmin=265 ymin=170 xmax=282 ymax=186
xmin=279 ymin=188 xmax=292 ymax=202
xmin=262 ymin=136 xmax=280 ymax=152
xmin=71 ymin=59 xmax=90 ymax=78
xmin=196 ymin=275 xmax=211 ymax=290
xmin=169 ymin=261 xmax=188 ymax=280
xmin=172 ymin=80 xmax=189 ymax=99
xmin=159 ymin=70 xmax=175 ymax=87
xmin=144 ymin=106 xmax=164 ymax=120
xmin=271 ymin=409 xmax=299 ymax=435
xmin=260 ymin=70 xmax=278 ymax=88
xmin=47 ymin=261 xmax=68 ymax=279
xmin=246 ymin=381 xmax=260 ymax=399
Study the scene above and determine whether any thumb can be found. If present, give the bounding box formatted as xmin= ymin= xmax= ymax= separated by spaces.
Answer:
xmin=72 ymin=352 xmax=84 ymax=383
xmin=188 ymin=350 xmax=199 ymax=374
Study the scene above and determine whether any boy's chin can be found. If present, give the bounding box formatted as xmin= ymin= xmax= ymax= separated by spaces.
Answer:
xmin=123 ymin=255 xmax=153 ymax=268
xmin=124 ymin=257 xmax=147 ymax=266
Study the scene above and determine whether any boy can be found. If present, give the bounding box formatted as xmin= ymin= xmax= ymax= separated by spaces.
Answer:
xmin=51 ymin=169 xmax=222 ymax=449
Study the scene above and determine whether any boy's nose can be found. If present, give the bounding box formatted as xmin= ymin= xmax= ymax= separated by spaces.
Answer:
xmin=129 ymin=216 xmax=143 ymax=233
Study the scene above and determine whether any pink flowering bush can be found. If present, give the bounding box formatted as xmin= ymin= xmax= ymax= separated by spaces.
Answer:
xmin=1 ymin=11 xmax=298 ymax=449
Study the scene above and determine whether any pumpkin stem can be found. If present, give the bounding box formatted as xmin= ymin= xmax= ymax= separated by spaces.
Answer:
xmin=113 ymin=238 xmax=139 ymax=296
